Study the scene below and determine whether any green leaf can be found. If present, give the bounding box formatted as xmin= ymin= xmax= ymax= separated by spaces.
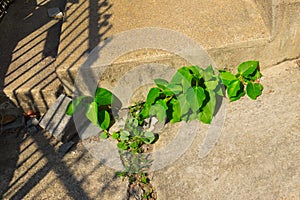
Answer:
xmin=163 ymin=83 xmax=182 ymax=95
xmin=132 ymin=118 xmax=139 ymax=127
xmin=227 ymin=80 xmax=243 ymax=98
xmin=205 ymin=78 xmax=219 ymax=90
xmin=199 ymin=91 xmax=216 ymax=124
xmin=238 ymin=61 xmax=259 ymax=77
xmin=171 ymin=71 xmax=183 ymax=85
xmin=139 ymin=105 xmax=150 ymax=119
xmin=129 ymin=141 xmax=139 ymax=150
xmin=229 ymin=90 xmax=245 ymax=102
xmin=120 ymin=130 xmax=130 ymax=141
xmin=66 ymin=96 xmax=93 ymax=115
xmin=94 ymin=88 xmax=114 ymax=106
xmin=98 ymin=110 xmax=110 ymax=130
xmin=169 ymin=98 xmax=181 ymax=123
xmin=154 ymin=79 xmax=169 ymax=89
xmin=171 ymin=67 xmax=193 ymax=85
xmin=115 ymin=171 xmax=126 ymax=177
xmin=181 ymin=78 xmax=190 ymax=93
xmin=246 ymin=82 xmax=263 ymax=100
xmin=141 ymin=132 xmax=156 ymax=144
xmin=117 ymin=141 xmax=129 ymax=150
xmin=177 ymin=94 xmax=190 ymax=116
xmin=248 ymin=69 xmax=263 ymax=81
xmin=66 ymin=102 xmax=74 ymax=115
xmin=100 ymin=132 xmax=109 ymax=139
xmin=203 ymin=65 xmax=214 ymax=81
xmin=186 ymin=87 xmax=205 ymax=112
xmin=177 ymin=67 xmax=193 ymax=82
xmin=111 ymin=132 xmax=120 ymax=139
xmin=149 ymin=102 xmax=167 ymax=123
xmin=141 ymin=173 xmax=148 ymax=184
xmin=219 ymin=71 xmax=237 ymax=87
xmin=188 ymin=66 xmax=203 ymax=78
xmin=145 ymin=87 xmax=161 ymax=105
xmin=86 ymin=101 xmax=99 ymax=126
xmin=156 ymin=99 xmax=168 ymax=110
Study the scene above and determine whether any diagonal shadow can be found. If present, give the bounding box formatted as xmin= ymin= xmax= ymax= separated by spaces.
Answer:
xmin=0 ymin=0 xmax=116 ymax=199
xmin=8 ymin=131 xmax=91 ymax=200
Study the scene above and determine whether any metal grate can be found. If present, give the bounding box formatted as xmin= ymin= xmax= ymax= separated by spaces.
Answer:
xmin=0 ymin=0 xmax=13 ymax=20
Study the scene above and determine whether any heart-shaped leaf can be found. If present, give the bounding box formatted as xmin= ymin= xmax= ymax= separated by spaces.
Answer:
xmin=141 ymin=132 xmax=156 ymax=144
xmin=186 ymin=87 xmax=205 ymax=112
xmin=188 ymin=65 xmax=203 ymax=78
xmin=246 ymin=82 xmax=263 ymax=100
xmin=199 ymin=90 xmax=216 ymax=124
xmin=98 ymin=110 xmax=110 ymax=130
xmin=149 ymin=99 xmax=167 ymax=122
xmin=86 ymin=101 xmax=99 ymax=126
xmin=117 ymin=141 xmax=128 ymax=150
xmin=145 ymin=87 xmax=161 ymax=105
xmin=238 ymin=61 xmax=259 ymax=77
xmin=169 ymin=98 xmax=181 ymax=123
xmin=94 ymin=87 xmax=114 ymax=106
xmin=120 ymin=130 xmax=130 ymax=141
xmin=227 ymin=80 xmax=243 ymax=98
xmin=100 ymin=132 xmax=109 ymax=139
xmin=154 ymin=79 xmax=169 ymax=89
xmin=219 ymin=71 xmax=237 ymax=87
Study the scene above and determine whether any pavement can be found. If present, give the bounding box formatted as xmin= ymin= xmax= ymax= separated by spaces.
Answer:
xmin=153 ymin=60 xmax=300 ymax=199
xmin=0 ymin=0 xmax=299 ymax=113
xmin=0 ymin=0 xmax=299 ymax=199
xmin=1 ymin=59 xmax=299 ymax=200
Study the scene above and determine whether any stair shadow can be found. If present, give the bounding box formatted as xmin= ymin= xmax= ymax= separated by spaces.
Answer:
xmin=0 ymin=0 xmax=112 ymax=114
xmin=0 ymin=0 xmax=116 ymax=199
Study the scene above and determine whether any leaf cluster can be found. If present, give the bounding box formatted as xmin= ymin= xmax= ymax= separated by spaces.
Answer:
xmin=219 ymin=61 xmax=263 ymax=101
xmin=139 ymin=65 xmax=223 ymax=124
xmin=66 ymin=88 xmax=113 ymax=130
xmin=102 ymin=117 xmax=157 ymax=152
xmin=65 ymin=60 xmax=264 ymax=200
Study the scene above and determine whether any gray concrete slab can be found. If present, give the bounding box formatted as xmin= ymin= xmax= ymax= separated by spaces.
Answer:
xmin=39 ymin=94 xmax=76 ymax=142
xmin=152 ymin=60 xmax=300 ymax=199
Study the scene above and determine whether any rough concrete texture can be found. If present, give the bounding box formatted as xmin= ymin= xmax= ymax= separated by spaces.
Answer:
xmin=152 ymin=60 xmax=300 ymax=199
xmin=0 ymin=60 xmax=299 ymax=200
xmin=0 ymin=130 xmax=128 ymax=200
xmin=0 ymin=0 xmax=65 ymax=113
xmin=39 ymin=94 xmax=76 ymax=142
xmin=1 ymin=0 xmax=299 ymax=113
xmin=56 ymin=0 xmax=300 ymax=97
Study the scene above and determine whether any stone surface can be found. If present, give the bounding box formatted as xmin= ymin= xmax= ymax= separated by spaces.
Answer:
xmin=0 ymin=130 xmax=128 ymax=200
xmin=1 ymin=0 xmax=299 ymax=113
xmin=39 ymin=94 xmax=76 ymax=142
xmin=0 ymin=57 xmax=299 ymax=198
xmin=0 ymin=0 xmax=65 ymax=114
xmin=58 ymin=140 xmax=75 ymax=156
xmin=55 ymin=0 xmax=300 ymax=97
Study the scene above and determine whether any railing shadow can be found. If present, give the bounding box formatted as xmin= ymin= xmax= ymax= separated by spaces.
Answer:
xmin=0 ymin=0 xmax=119 ymax=199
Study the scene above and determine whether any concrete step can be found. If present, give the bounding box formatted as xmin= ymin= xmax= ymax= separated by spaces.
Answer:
xmin=56 ymin=0 xmax=300 ymax=96
xmin=1 ymin=0 xmax=299 ymax=114
xmin=0 ymin=0 xmax=65 ymax=114
xmin=55 ymin=0 xmax=271 ymax=95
